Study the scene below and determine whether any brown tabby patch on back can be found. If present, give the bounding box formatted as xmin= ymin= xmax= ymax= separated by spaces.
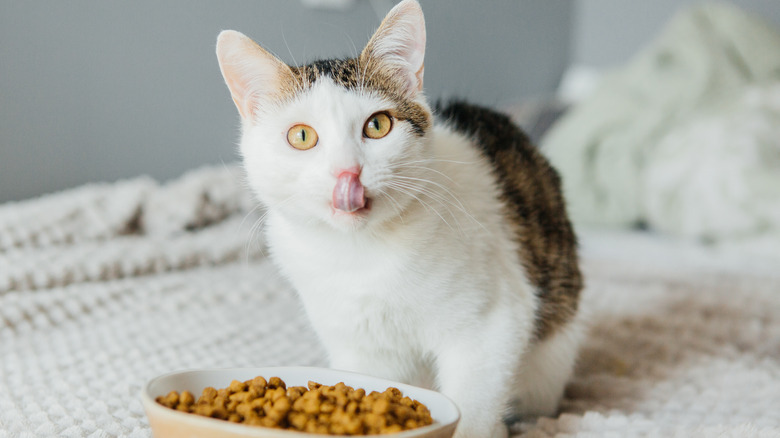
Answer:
xmin=281 ymin=57 xmax=431 ymax=136
xmin=437 ymin=101 xmax=583 ymax=341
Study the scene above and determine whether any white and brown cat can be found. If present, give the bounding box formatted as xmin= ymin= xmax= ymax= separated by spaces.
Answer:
xmin=216 ymin=1 xmax=582 ymax=436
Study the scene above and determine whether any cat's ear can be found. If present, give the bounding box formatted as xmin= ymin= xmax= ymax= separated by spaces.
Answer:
xmin=216 ymin=30 xmax=293 ymax=120
xmin=361 ymin=0 xmax=426 ymax=97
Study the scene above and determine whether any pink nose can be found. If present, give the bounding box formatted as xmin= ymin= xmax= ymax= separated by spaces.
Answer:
xmin=333 ymin=171 xmax=366 ymax=212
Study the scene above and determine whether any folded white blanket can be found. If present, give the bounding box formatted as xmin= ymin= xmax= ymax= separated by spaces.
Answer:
xmin=1 ymin=165 xmax=778 ymax=437
xmin=542 ymin=4 xmax=780 ymax=242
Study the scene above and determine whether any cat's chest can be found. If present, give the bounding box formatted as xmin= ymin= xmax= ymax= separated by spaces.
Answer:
xmin=266 ymin=216 xmax=436 ymax=343
xmin=267 ymin=217 xmax=415 ymax=295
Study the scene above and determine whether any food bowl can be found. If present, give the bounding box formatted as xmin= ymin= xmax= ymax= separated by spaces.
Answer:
xmin=142 ymin=366 xmax=460 ymax=438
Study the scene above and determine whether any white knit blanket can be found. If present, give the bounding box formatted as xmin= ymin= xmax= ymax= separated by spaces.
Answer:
xmin=542 ymin=4 xmax=780 ymax=242
xmin=1 ymin=165 xmax=778 ymax=438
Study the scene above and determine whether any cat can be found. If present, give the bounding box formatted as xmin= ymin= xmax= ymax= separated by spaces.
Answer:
xmin=215 ymin=0 xmax=582 ymax=436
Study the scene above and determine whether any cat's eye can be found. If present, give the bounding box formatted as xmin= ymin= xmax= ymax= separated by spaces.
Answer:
xmin=363 ymin=112 xmax=393 ymax=139
xmin=287 ymin=124 xmax=319 ymax=150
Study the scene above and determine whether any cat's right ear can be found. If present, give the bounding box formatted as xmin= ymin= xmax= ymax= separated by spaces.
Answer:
xmin=216 ymin=30 xmax=293 ymax=121
xmin=361 ymin=0 xmax=426 ymax=98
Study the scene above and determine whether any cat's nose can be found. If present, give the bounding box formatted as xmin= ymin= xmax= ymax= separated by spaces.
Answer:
xmin=333 ymin=170 xmax=366 ymax=213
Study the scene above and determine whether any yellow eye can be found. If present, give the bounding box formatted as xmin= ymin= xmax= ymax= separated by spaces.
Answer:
xmin=363 ymin=112 xmax=393 ymax=139
xmin=287 ymin=124 xmax=318 ymax=150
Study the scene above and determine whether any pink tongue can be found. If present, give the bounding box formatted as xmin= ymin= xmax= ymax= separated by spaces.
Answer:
xmin=333 ymin=172 xmax=366 ymax=212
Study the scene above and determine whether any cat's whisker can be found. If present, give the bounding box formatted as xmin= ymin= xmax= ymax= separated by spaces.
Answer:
xmin=281 ymin=29 xmax=299 ymax=71
xmin=357 ymin=44 xmax=373 ymax=93
xmin=397 ymin=163 xmax=488 ymax=231
xmin=397 ymin=164 xmax=459 ymax=185
xmin=391 ymin=156 xmax=482 ymax=187
xmin=390 ymin=179 xmax=450 ymax=211
xmin=238 ymin=202 xmax=266 ymax=232
xmin=386 ymin=183 xmax=444 ymax=226
xmin=358 ymin=49 xmax=382 ymax=95
xmin=359 ymin=58 xmax=370 ymax=95
xmin=240 ymin=205 xmax=266 ymax=260
xmin=386 ymin=181 xmax=461 ymax=233
xmin=358 ymin=58 xmax=369 ymax=95
xmin=245 ymin=205 xmax=277 ymax=262
xmin=394 ymin=174 xmax=468 ymax=215
xmin=395 ymin=157 xmax=482 ymax=166
xmin=389 ymin=180 xmax=461 ymax=227
xmin=244 ymin=213 xmax=267 ymax=262
xmin=391 ymin=175 xmax=487 ymax=233
xmin=243 ymin=193 xmax=302 ymax=262
xmin=344 ymin=33 xmax=360 ymax=67
xmin=278 ymin=29 xmax=306 ymax=92
xmin=375 ymin=187 xmax=406 ymax=224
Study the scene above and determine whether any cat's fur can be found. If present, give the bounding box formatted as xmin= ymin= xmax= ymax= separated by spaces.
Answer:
xmin=216 ymin=1 xmax=582 ymax=436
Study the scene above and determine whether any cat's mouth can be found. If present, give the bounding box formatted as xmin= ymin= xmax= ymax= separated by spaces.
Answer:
xmin=331 ymin=197 xmax=372 ymax=217
xmin=332 ymin=171 xmax=371 ymax=217
xmin=329 ymin=197 xmax=372 ymax=230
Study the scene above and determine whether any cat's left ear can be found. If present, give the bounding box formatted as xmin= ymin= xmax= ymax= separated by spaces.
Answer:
xmin=361 ymin=0 xmax=426 ymax=97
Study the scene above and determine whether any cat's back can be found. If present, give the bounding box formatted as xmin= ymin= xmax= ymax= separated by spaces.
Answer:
xmin=436 ymin=101 xmax=582 ymax=340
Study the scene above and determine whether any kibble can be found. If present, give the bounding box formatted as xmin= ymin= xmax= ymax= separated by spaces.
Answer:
xmin=156 ymin=376 xmax=433 ymax=435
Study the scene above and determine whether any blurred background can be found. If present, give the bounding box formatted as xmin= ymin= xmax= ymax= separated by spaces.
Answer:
xmin=1 ymin=0 xmax=779 ymax=204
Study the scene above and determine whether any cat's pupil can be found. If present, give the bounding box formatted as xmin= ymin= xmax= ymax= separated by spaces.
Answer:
xmin=371 ymin=118 xmax=379 ymax=130
xmin=299 ymin=129 xmax=306 ymax=142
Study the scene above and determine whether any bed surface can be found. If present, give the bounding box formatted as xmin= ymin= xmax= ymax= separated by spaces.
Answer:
xmin=1 ymin=165 xmax=778 ymax=438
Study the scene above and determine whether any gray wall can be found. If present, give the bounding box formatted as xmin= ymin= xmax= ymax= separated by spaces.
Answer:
xmin=572 ymin=0 xmax=780 ymax=67
xmin=0 ymin=1 xmax=573 ymax=203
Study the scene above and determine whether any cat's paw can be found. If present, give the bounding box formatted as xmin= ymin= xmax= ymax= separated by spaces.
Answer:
xmin=453 ymin=422 xmax=508 ymax=438
xmin=493 ymin=423 xmax=510 ymax=438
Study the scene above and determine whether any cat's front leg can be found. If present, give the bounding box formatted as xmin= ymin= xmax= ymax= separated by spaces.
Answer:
xmin=327 ymin=343 xmax=417 ymax=385
xmin=436 ymin=323 xmax=526 ymax=438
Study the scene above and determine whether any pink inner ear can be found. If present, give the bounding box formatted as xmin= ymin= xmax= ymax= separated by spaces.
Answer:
xmin=401 ymin=35 xmax=426 ymax=93
xmin=415 ymin=64 xmax=424 ymax=92
xmin=216 ymin=30 xmax=286 ymax=120
xmin=363 ymin=0 xmax=426 ymax=96
xmin=222 ymin=72 xmax=254 ymax=120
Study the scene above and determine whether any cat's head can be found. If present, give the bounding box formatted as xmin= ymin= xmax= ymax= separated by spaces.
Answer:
xmin=216 ymin=0 xmax=432 ymax=232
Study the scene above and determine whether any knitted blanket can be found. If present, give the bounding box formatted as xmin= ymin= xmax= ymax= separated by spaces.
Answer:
xmin=1 ymin=165 xmax=778 ymax=438
xmin=542 ymin=4 xmax=780 ymax=242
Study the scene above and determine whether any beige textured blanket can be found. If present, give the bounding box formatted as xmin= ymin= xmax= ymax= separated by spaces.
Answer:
xmin=1 ymin=165 xmax=778 ymax=437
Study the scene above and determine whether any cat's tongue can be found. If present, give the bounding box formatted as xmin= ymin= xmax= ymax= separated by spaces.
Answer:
xmin=333 ymin=172 xmax=366 ymax=213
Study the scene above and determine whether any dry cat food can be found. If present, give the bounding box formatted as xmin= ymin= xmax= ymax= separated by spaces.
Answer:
xmin=156 ymin=376 xmax=434 ymax=435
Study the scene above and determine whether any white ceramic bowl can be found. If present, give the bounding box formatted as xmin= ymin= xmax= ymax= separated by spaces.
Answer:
xmin=142 ymin=366 xmax=460 ymax=438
